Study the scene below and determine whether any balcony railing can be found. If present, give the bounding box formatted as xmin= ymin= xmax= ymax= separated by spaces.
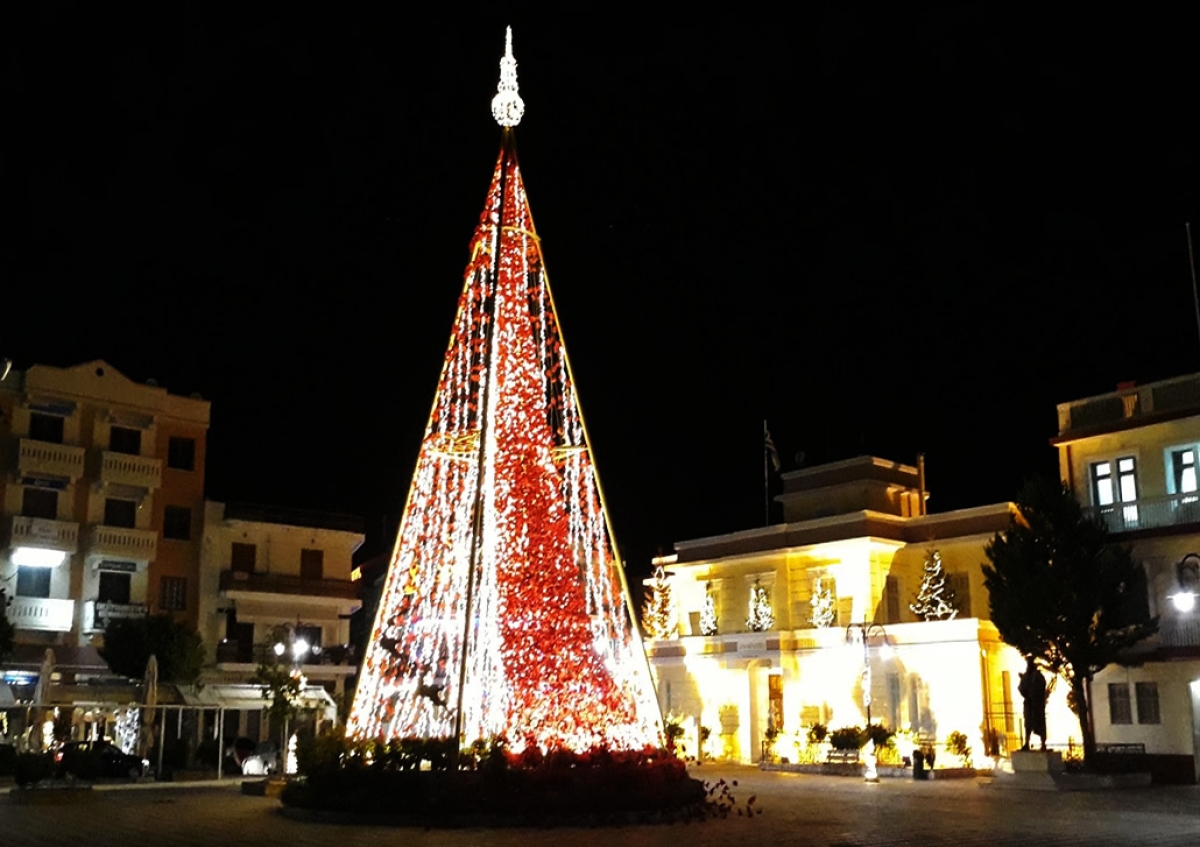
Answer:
xmin=219 ymin=569 xmax=359 ymax=600
xmin=215 ymin=640 xmax=357 ymax=666
xmin=98 ymin=450 xmax=162 ymax=490
xmin=8 ymin=515 xmax=79 ymax=553
xmin=1083 ymin=493 xmax=1200 ymax=534
xmin=17 ymin=438 xmax=86 ymax=481
xmin=87 ymin=525 xmax=158 ymax=561
xmin=1059 ymin=373 xmax=1200 ymax=435
xmin=1159 ymin=616 xmax=1200 ymax=649
xmin=84 ymin=600 xmax=148 ymax=632
xmin=8 ymin=597 xmax=75 ymax=632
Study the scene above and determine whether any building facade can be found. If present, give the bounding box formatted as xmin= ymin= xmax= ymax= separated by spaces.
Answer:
xmin=199 ymin=501 xmax=364 ymax=705
xmin=1055 ymin=373 xmax=1200 ymax=782
xmin=1 ymin=361 xmax=209 ymax=674
xmin=644 ymin=456 xmax=1062 ymax=765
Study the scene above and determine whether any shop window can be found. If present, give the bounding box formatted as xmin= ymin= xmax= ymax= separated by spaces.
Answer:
xmin=29 ymin=412 xmax=64 ymax=444
xmin=163 ymin=506 xmax=192 ymax=540
xmin=159 ymin=576 xmax=188 ymax=612
xmin=167 ymin=437 xmax=196 ymax=471
xmin=1108 ymin=683 xmax=1132 ymax=725
xmin=1135 ymin=682 xmax=1160 ymax=724
xmin=16 ymin=566 xmax=52 ymax=598
xmin=22 ymin=486 xmax=58 ymax=520
xmin=104 ymin=498 xmax=137 ymax=528
xmin=109 ymin=426 xmax=142 ymax=455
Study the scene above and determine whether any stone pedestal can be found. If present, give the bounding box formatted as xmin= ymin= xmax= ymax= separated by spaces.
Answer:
xmin=998 ymin=750 xmax=1064 ymax=791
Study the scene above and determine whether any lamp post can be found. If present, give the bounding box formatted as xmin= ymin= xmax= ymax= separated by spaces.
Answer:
xmin=1171 ymin=553 xmax=1200 ymax=613
xmin=270 ymin=622 xmax=319 ymax=774
xmin=845 ymin=622 xmax=893 ymax=726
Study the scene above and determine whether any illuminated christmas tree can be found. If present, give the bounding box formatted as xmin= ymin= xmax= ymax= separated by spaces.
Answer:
xmin=910 ymin=550 xmax=958 ymax=621
xmin=641 ymin=566 xmax=675 ymax=639
xmin=699 ymin=584 xmax=718 ymax=636
xmin=347 ymin=30 xmax=660 ymax=753
xmin=809 ymin=577 xmax=835 ymax=628
xmin=745 ymin=580 xmax=775 ymax=632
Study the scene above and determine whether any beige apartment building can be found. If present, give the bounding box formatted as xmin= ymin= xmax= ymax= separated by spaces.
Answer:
xmin=1055 ymin=372 xmax=1200 ymax=782
xmin=0 ymin=361 xmax=209 ymax=677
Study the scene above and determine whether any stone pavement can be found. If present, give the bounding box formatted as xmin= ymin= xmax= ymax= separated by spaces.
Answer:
xmin=2 ymin=764 xmax=1199 ymax=846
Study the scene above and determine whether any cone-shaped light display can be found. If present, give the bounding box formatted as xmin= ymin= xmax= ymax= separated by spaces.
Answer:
xmin=348 ymin=30 xmax=661 ymax=752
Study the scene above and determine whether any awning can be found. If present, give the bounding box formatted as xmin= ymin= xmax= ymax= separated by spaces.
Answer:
xmin=180 ymin=684 xmax=337 ymax=722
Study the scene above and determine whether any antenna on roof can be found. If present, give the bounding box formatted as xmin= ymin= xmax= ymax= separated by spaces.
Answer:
xmin=1187 ymin=222 xmax=1200 ymax=361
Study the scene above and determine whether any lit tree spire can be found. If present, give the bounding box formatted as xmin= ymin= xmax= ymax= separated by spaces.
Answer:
xmin=491 ymin=26 xmax=525 ymax=127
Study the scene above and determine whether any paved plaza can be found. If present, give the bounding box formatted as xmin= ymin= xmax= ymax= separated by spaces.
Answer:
xmin=3 ymin=765 xmax=1200 ymax=846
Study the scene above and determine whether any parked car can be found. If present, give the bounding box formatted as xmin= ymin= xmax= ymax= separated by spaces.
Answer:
xmin=55 ymin=740 xmax=148 ymax=780
xmin=238 ymin=741 xmax=280 ymax=776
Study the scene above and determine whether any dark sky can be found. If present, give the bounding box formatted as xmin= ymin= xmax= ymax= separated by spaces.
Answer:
xmin=4 ymin=6 xmax=1199 ymax=578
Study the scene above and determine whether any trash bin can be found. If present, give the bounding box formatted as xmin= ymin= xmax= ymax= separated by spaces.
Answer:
xmin=912 ymin=749 xmax=928 ymax=780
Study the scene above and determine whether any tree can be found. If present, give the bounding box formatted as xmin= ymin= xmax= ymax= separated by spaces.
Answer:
xmin=0 ymin=591 xmax=15 ymax=665
xmin=641 ymin=566 xmax=674 ymax=639
xmin=746 ymin=580 xmax=775 ymax=632
xmin=252 ymin=659 xmax=305 ymax=741
xmin=982 ymin=477 xmax=1158 ymax=764
xmin=910 ymin=550 xmax=958 ymax=621
xmin=99 ymin=615 xmax=205 ymax=684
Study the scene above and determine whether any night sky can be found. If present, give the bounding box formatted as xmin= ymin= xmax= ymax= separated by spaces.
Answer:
xmin=4 ymin=7 xmax=1200 ymax=579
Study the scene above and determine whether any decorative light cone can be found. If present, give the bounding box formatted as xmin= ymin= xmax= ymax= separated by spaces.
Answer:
xmin=348 ymin=31 xmax=661 ymax=752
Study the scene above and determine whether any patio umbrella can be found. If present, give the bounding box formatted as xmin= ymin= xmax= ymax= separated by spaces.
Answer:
xmin=140 ymin=654 xmax=158 ymax=758
xmin=33 ymin=648 xmax=55 ymax=706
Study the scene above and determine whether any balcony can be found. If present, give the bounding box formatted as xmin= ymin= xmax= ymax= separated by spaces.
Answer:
xmin=87 ymin=525 xmax=158 ymax=561
xmin=216 ymin=640 xmax=357 ymax=668
xmin=17 ymin=438 xmax=85 ymax=481
xmin=1083 ymin=493 xmax=1200 ymax=534
xmin=8 ymin=597 xmax=75 ymax=632
xmin=98 ymin=450 xmax=162 ymax=490
xmin=219 ymin=570 xmax=359 ymax=601
xmin=8 ymin=515 xmax=79 ymax=553
xmin=1058 ymin=373 xmax=1200 ymax=436
xmin=84 ymin=600 xmax=148 ymax=633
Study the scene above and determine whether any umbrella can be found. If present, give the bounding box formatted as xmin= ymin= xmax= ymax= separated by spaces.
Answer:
xmin=140 ymin=654 xmax=158 ymax=758
xmin=33 ymin=648 xmax=55 ymax=706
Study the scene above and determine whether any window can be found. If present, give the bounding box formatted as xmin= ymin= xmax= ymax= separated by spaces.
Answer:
xmin=16 ymin=566 xmax=52 ymax=598
xmin=104 ymin=498 xmax=137 ymax=528
xmin=947 ymin=572 xmax=972 ymax=617
xmin=167 ymin=437 xmax=196 ymax=471
xmin=163 ymin=506 xmax=191 ymax=541
xmin=300 ymin=548 xmax=324 ymax=580
xmin=1108 ymin=683 xmax=1132 ymax=724
xmin=159 ymin=576 xmax=188 ymax=611
xmin=1091 ymin=457 xmax=1139 ymax=525
xmin=109 ymin=426 xmax=142 ymax=455
xmin=1135 ymin=682 xmax=1161 ymax=724
xmin=22 ymin=486 xmax=58 ymax=520
xmin=885 ymin=575 xmax=901 ymax=622
xmin=1172 ymin=449 xmax=1198 ymax=496
xmin=98 ymin=571 xmax=132 ymax=604
xmin=29 ymin=412 xmax=64 ymax=444
xmin=231 ymin=543 xmax=256 ymax=574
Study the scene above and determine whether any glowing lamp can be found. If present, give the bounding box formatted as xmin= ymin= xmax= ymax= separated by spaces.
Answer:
xmin=1171 ymin=592 xmax=1197 ymax=613
xmin=273 ymin=642 xmax=286 ymax=657
xmin=12 ymin=547 xmax=67 ymax=568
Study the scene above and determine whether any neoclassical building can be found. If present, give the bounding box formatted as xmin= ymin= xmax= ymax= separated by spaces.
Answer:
xmin=644 ymin=456 xmax=1074 ymax=764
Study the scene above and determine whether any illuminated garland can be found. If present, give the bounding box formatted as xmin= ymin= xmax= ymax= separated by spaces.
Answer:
xmin=347 ymin=38 xmax=659 ymax=752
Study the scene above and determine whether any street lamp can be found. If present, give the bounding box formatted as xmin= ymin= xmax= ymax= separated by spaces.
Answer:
xmin=845 ymin=622 xmax=894 ymax=726
xmin=1170 ymin=554 xmax=1200 ymax=613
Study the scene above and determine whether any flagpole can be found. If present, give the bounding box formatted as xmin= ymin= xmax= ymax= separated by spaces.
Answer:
xmin=763 ymin=419 xmax=769 ymax=526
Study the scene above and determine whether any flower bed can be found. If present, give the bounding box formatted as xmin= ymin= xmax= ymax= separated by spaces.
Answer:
xmin=280 ymin=736 xmax=711 ymax=826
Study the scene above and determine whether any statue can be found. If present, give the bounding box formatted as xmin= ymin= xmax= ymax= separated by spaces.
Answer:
xmin=1018 ymin=656 xmax=1047 ymax=751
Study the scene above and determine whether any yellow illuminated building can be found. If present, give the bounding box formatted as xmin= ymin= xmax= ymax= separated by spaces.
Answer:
xmin=646 ymin=456 xmax=1072 ymax=765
